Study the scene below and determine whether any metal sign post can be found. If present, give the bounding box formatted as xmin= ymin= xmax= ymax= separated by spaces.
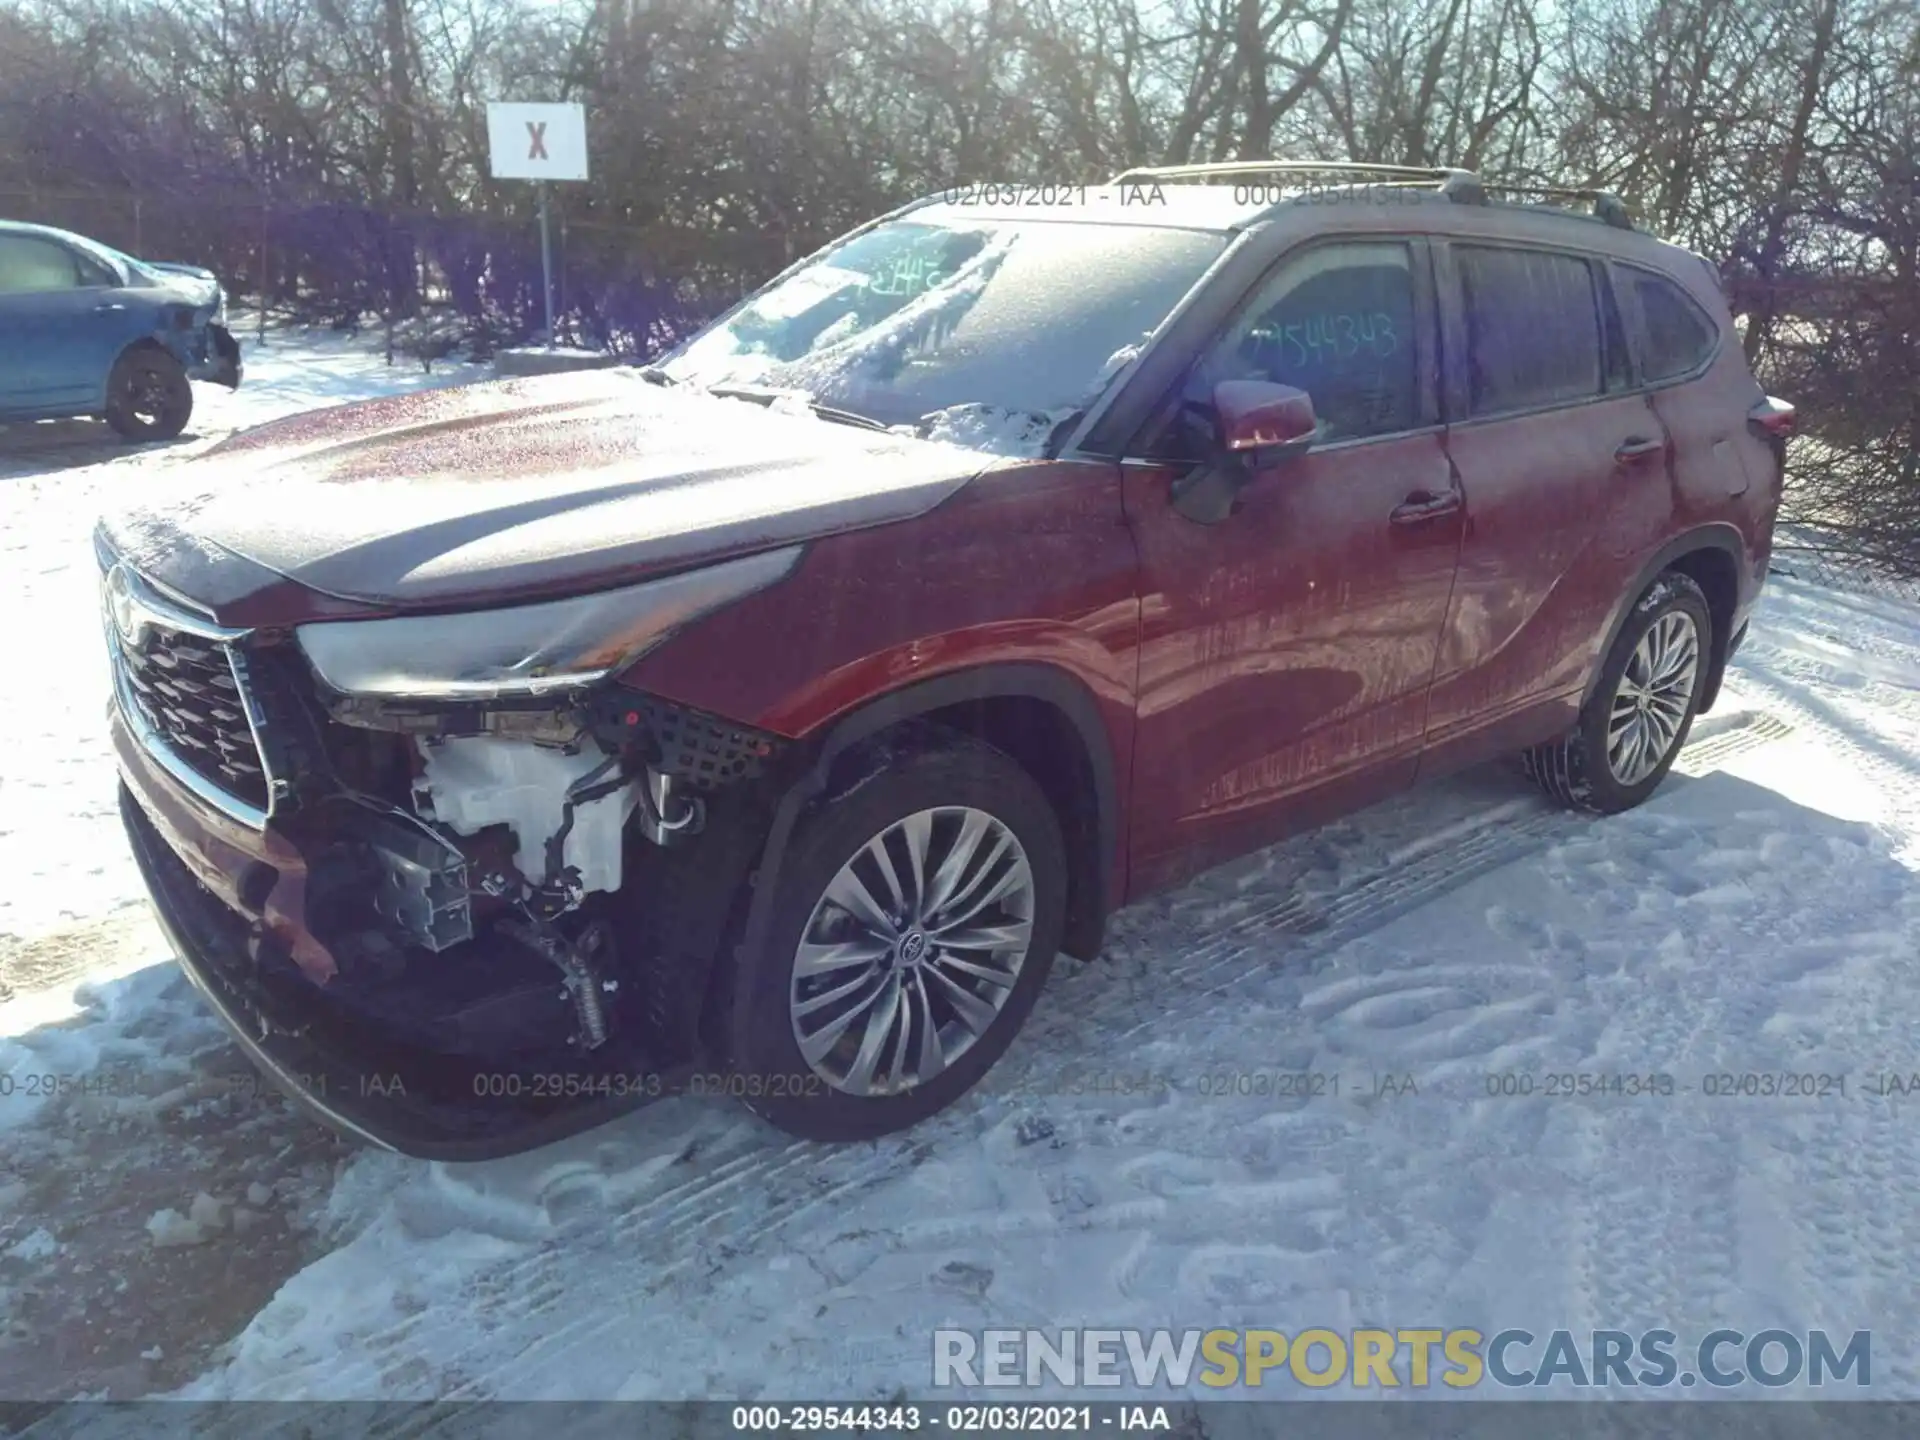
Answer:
xmin=537 ymin=181 xmax=554 ymax=346
xmin=486 ymin=102 xmax=589 ymax=351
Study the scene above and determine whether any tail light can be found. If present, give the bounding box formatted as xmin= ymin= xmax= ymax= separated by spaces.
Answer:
xmin=1749 ymin=396 xmax=1796 ymax=439
xmin=1748 ymin=396 xmax=1793 ymax=505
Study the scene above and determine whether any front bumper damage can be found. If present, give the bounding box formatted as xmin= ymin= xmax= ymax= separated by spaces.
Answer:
xmin=122 ymin=780 xmax=652 ymax=1158
xmin=183 ymin=322 xmax=243 ymax=390
xmin=110 ymin=638 xmax=790 ymax=1160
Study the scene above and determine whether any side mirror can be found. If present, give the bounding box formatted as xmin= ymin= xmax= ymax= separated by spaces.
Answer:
xmin=1215 ymin=380 xmax=1319 ymax=463
xmin=1170 ymin=380 xmax=1318 ymax=525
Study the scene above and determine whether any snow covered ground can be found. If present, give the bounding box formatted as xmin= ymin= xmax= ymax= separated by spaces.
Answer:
xmin=4 ymin=333 xmax=1920 ymax=1410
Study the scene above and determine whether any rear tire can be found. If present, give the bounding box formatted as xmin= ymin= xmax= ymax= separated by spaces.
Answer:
xmin=726 ymin=731 xmax=1066 ymax=1142
xmin=105 ymin=349 xmax=193 ymax=441
xmin=1525 ymin=571 xmax=1711 ymax=814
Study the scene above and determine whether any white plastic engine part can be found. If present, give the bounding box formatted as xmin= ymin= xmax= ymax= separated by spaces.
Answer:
xmin=413 ymin=736 xmax=637 ymax=897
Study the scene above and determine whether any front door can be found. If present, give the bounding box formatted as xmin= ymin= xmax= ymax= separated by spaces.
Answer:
xmin=0 ymin=233 xmax=127 ymax=413
xmin=1121 ymin=237 xmax=1465 ymax=896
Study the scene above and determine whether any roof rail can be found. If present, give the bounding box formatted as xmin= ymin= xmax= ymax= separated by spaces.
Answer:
xmin=1465 ymin=181 xmax=1636 ymax=230
xmin=1105 ymin=159 xmax=1636 ymax=230
xmin=1108 ymin=160 xmax=1472 ymax=188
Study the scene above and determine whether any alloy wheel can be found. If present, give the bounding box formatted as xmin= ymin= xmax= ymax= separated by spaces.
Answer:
xmin=789 ymin=806 xmax=1035 ymax=1097
xmin=126 ymin=366 xmax=172 ymax=428
xmin=1606 ymin=610 xmax=1701 ymax=786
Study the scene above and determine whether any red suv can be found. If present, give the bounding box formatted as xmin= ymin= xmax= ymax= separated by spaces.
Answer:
xmin=100 ymin=163 xmax=1792 ymax=1157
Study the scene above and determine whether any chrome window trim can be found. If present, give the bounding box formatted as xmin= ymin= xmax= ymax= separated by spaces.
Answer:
xmin=1113 ymin=420 xmax=1448 ymax=469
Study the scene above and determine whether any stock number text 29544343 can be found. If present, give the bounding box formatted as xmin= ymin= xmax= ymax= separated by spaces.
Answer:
xmin=1257 ymin=312 xmax=1399 ymax=368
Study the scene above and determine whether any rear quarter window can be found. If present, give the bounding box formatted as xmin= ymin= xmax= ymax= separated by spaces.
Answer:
xmin=1622 ymin=264 xmax=1721 ymax=382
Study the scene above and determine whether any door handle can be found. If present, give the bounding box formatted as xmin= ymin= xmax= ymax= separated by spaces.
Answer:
xmin=1614 ymin=435 xmax=1664 ymax=463
xmin=92 ymin=302 xmax=127 ymax=313
xmin=1390 ymin=489 xmax=1463 ymax=525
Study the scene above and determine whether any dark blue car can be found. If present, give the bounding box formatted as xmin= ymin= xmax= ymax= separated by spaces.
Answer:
xmin=0 ymin=220 xmax=242 ymax=442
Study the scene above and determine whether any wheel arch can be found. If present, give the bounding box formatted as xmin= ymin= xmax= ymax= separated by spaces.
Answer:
xmin=752 ymin=663 xmax=1121 ymax=969
xmin=114 ymin=334 xmax=181 ymax=366
xmin=106 ymin=334 xmax=188 ymax=394
xmin=1582 ymin=526 xmax=1745 ymax=717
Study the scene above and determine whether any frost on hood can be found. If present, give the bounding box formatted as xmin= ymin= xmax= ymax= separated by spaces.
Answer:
xmin=101 ymin=470 xmax=247 ymax=581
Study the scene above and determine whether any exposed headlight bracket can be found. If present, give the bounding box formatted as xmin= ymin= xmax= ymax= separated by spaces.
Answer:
xmin=587 ymin=691 xmax=788 ymax=788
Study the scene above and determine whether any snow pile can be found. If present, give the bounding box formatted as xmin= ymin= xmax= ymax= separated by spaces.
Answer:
xmin=903 ymin=404 xmax=1079 ymax=458
xmin=6 ymin=1227 xmax=59 ymax=1261
xmin=146 ymin=1194 xmax=227 ymax=1249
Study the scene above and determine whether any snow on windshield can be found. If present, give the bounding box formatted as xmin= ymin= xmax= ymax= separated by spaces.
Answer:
xmin=663 ymin=219 xmax=1224 ymax=453
xmin=895 ymin=404 xmax=1076 ymax=456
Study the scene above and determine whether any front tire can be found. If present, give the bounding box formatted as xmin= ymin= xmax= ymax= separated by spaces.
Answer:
xmin=1525 ymin=571 xmax=1711 ymax=814
xmin=727 ymin=731 xmax=1067 ymax=1142
xmin=105 ymin=349 xmax=193 ymax=441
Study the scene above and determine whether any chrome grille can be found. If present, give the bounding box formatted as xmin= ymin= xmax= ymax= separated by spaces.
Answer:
xmin=102 ymin=559 xmax=276 ymax=826
xmin=116 ymin=628 xmax=270 ymax=810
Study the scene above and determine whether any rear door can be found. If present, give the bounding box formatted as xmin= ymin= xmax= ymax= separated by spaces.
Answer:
xmin=1422 ymin=240 xmax=1672 ymax=757
xmin=1120 ymin=236 xmax=1464 ymax=894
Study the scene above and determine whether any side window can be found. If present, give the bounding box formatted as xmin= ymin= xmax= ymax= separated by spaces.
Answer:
xmin=74 ymin=250 xmax=120 ymax=288
xmin=1457 ymin=245 xmax=1603 ymax=416
xmin=1188 ymin=241 xmax=1421 ymax=444
xmin=1624 ymin=266 xmax=1719 ymax=382
xmin=0 ymin=236 xmax=82 ymax=294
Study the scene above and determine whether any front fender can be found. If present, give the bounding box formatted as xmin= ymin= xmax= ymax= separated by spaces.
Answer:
xmin=614 ymin=454 xmax=1143 ymax=951
xmin=725 ymin=661 xmax=1127 ymax=988
xmin=614 ymin=459 xmax=1142 ymax=738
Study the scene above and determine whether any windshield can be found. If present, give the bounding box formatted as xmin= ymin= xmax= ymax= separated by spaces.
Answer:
xmin=68 ymin=232 xmax=165 ymax=287
xmin=662 ymin=218 xmax=1227 ymax=442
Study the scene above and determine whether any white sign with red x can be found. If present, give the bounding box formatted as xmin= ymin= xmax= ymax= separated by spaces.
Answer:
xmin=485 ymin=102 xmax=589 ymax=181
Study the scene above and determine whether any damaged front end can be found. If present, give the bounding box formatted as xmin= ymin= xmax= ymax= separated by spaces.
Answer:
xmin=197 ymin=321 xmax=243 ymax=391
xmin=105 ymin=545 xmax=801 ymax=1157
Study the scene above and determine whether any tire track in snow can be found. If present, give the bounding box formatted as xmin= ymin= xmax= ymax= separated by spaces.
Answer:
xmin=332 ymin=711 xmax=1799 ymax=1412
xmin=767 ymin=708 xmax=1805 ymax=1359
xmin=1556 ymin=643 xmax=1920 ymax=1382
xmin=1735 ymin=641 xmax=1920 ymax=854
xmin=1553 ymin=810 xmax=1761 ymax=1352
xmin=1725 ymin=647 xmax=1920 ymax=1391
xmin=1787 ymin=918 xmax=1920 ymax=1396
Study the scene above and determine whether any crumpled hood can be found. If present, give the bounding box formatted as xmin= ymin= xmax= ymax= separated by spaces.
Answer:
xmin=98 ymin=369 xmax=999 ymax=620
xmin=142 ymin=261 xmax=222 ymax=311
